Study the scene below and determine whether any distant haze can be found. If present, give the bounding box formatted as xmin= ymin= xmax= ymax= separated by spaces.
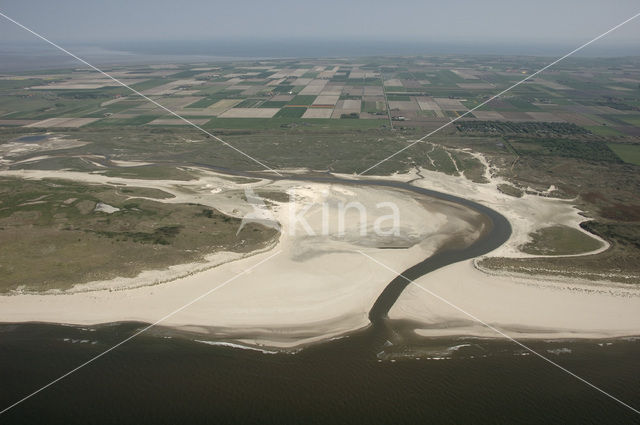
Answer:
xmin=0 ymin=0 xmax=638 ymax=57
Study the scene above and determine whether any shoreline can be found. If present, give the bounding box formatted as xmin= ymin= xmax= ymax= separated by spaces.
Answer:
xmin=1 ymin=165 xmax=639 ymax=348
xmin=0 ymin=168 xmax=484 ymax=348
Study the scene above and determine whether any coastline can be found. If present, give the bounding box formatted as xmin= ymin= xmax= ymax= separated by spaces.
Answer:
xmin=0 ymin=168 xmax=484 ymax=348
xmin=0 ymin=165 xmax=638 ymax=348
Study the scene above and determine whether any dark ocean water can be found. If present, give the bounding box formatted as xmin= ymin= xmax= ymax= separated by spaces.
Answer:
xmin=1 ymin=322 xmax=639 ymax=424
xmin=1 ymin=171 xmax=637 ymax=423
xmin=1 ymin=39 xmax=637 ymax=72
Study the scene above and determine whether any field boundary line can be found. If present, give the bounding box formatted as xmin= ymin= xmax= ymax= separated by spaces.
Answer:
xmin=0 ymin=11 xmax=282 ymax=176
xmin=358 ymin=11 xmax=640 ymax=175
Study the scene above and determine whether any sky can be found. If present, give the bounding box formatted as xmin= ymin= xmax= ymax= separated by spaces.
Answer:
xmin=0 ymin=0 xmax=638 ymax=52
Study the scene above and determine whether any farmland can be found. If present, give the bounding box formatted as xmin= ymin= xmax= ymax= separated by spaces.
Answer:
xmin=0 ymin=56 xmax=636 ymax=138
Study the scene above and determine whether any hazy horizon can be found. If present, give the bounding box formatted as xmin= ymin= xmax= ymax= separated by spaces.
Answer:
xmin=1 ymin=0 xmax=638 ymax=47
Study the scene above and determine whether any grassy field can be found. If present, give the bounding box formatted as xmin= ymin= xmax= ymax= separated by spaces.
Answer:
xmin=508 ymin=138 xmax=621 ymax=162
xmin=497 ymin=184 xmax=523 ymax=198
xmin=520 ymin=225 xmax=603 ymax=255
xmin=289 ymin=95 xmax=317 ymax=105
xmin=130 ymin=78 xmax=173 ymax=91
xmin=608 ymin=143 xmax=640 ymax=165
xmin=479 ymin=221 xmax=640 ymax=284
xmin=88 ymin=115 xmax=161 ymax=126
xmin=620 ymin=115 xmax=640 ymax=126
xmin=275 ymin=107 xmax=306 ymax=118
xmin=585 ymin=125 xmax=624 ymax=136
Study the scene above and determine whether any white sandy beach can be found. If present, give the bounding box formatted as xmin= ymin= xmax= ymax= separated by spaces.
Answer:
xmin=387 ymin=259 xmax=640 ymax=339
xmin=0 ymin=167 xmax=482 ymax=347
xmin=0 ymin=161 xmax=638 ymax=347
xmin=344 ymin=162 xmax=640 ymax=340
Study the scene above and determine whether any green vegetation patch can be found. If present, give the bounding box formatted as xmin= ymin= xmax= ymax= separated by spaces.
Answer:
xmin=426 ymin=148 xmax=458 ymax=176
xmin=608 ymin=143 xmax=640 ymax=165
xmin=289 ymin=95 xmax=317 ymax=106
xmin=275 ymin=107 xmax=307 ymax=118
xmin=520 ymin=225 xmax=603 ymax=255
xmin=509 ymin=138 xmax=621 ymax=162
xmin=0 ymin=78 xmax=47 ymax=90
xmin=184 ymin=97 xmax=221 ymax=108
xmin=497 ymin=184 xmax=523 ymax=198
xmin=386 ymin=94 xmax=410 ymax=101
xmin=272 ymin=85 xmax=295 ymax=94
xmin=479 ymin=221 xmax=640 ymax=283
xmin=619 ymin=115 xmax=640 ymax=126
xmin=452 ymin=151 xmax=488 ymax=183
xmin=89 ymin=115 xmax=160 ymax=126
xmin=456 ymin=121 xmax=590 ymax=136
xmin=507 ymin=98 xmax=541 ymax=111
xmin=235 ymin=99 xmax=264 ymax=108
xmin=0 ymin=178 xmax=278 ymax=292
xmin=584 ymin=125 xmax=623 ymax=137
xmin=260 ymin=101 xmax=288 ymax=108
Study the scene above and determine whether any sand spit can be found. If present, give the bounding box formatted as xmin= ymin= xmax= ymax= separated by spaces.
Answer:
xmin=0 ymin=168 xmax=480 ymax=347
xmin=389 ymin=259 xmax=640 ymax=340
xmin=0 ymin=160 xmax=638 ymax=347
xmin=341 ymin=159 xmax=638 ymax=341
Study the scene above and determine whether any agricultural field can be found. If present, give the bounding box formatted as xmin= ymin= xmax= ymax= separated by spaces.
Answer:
xmin=0 ymin=56 xmax=637 ymax=137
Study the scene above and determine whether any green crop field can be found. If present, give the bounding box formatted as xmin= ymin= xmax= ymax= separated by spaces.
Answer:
xmin=608 ymin=143 xmax=640 ymax=165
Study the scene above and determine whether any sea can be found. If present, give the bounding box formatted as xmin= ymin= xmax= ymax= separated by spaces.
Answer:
xmin=1 ymin=39 xmax=637 ymax=72
xmin=1 ymin=322 xmax=639 ymax=424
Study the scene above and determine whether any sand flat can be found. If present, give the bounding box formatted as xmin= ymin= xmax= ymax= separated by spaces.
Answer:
xmin=451 ymin=69 xmax=480 ymax=80
xmin=313 ymin=95 xmax=339 ymax=105
xmin=299 ymin=80 xmax=328 ymax=95
xmin=218 ymin=108 xmax=280 ymax=118
xmin=302 ymin=108 xmax=333 ymax=118
xmin=390 ymin=259 xmax=640 ymax=339
xmin=364 ymin=86 xmax=384 ymax=96
xmin=417 ymin=97 xmax=445 ymax=117
xmin=472 ymin=111 xmax=506 ymax=120
xmin=206 ymin=99 xmax=243 ymax=115
xmin=384 ymin=79 xmax=403 ymax=87
xmin=25 ymin=117 xmax=100 ymax=128
xmin=434 ymin=98 xmax=468 ymax=111
xmin=1 ymin=163 xmax=637 ymax=348
xmin=0 ymin=169 xmax=480 ymax=347
xmin=148 ymin=118 xmax=210 ymax=126
xmin=342 ymin=99 xmax=361 ymax=110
